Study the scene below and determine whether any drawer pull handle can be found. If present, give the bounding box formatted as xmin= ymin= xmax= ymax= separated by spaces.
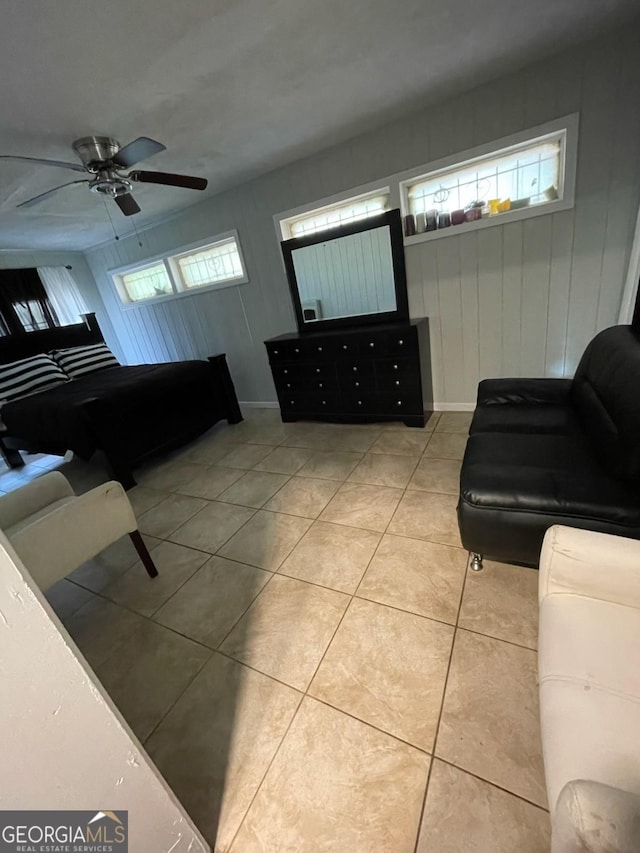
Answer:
xmin=342 ymin=345 xmax=348 ymax=350
xmin=318 ymin=346 xmax=323 ymax=351
xmin=355 ymin=381 xmax=360 ymax=387
xmin=274 ymin=350 xmax=279 ymax=354
xmin=369 ymin=342 xmax=375 ymax=347
xmin=316 ymin=368 xmax=321 ymax=373
xmin=284 ymin=369 xmax=288 ymax=374
xmin=290 ymin=400 xmax=294 ymax=404
xmin=395 ymin=380 xmax=400 ymax=386
xmin=399 ymin=340 xmax=404 ymax=345
xmin=322 ymin=400 xmax=326 ymax=405
xmin=319 ymin=383 xmax=323 ymax=388
xmin=295 ymin=348 xmax=300 ymax=353
xmin=358 ymin=400 xmax=362 ymax=405
xmin=353 ymin=367 xmax=358 ymax=372
xmin=287 ymin=383 xmax=291 ymax=388
xmin=396 ymin=400 xmax=402 ymax=406
xmin=393 ymin=364 xmax=398 ymax=370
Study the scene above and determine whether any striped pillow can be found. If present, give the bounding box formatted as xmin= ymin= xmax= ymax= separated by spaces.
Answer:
xmin=0 ymin=354 xmax=69 ymax=403
xmin=51 ymin=343 xmax=120 ymax=378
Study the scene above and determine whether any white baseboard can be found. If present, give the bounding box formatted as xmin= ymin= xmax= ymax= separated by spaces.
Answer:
xmin=239 ymin=401 xmax=280 ymax=409
xmin=433 ymin=402 xmax=475 ymax=412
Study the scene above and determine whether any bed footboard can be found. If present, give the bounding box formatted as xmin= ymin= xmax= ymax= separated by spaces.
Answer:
xmin=208 ymin=353 xmax=243 ymax=424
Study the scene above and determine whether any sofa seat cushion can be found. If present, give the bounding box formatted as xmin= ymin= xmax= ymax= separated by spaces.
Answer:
xmin=460 ymin=433 xmax=640 ymax=525
xmin=471 ymin=403 xmax=578 ymax=435
xmin=539 ymin=593 xmax=640 ymax=811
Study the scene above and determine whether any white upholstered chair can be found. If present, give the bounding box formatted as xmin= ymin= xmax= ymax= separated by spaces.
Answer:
xmin=0 ymin=471 xmax=157 ymax=591
xmin=538 ymin=525 xmax=640 ymax=852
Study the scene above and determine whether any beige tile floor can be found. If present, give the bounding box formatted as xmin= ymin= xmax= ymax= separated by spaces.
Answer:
xmin=2 ymin=408 xmax=551 ymax=852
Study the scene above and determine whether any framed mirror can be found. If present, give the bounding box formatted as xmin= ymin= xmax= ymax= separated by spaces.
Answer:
xmin=280 ymin=208 xmax=409 ymax=333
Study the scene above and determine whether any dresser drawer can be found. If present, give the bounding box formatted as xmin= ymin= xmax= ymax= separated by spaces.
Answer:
xmin=377 ymin=391 xmax=423 ymax=413
xmin=279 ymin=392 xmax=339 ymax=412
xmin=275 ymin=375 xmax=339 ymax=394
xmin=266 ymin=340 xmax=309 ymax=361
xmin=340 ymin=392 xmax=380 ymax=413
xmin=375 ymin=357 xmax=419 ymax=378
xmin=336 ymin=360 xmax=375 ymax=380
xmin=376 ymin=373 xmax=421 ymax=395
xmin=272 ymin=363 xmax=336 ymax=383
xmin=383 ymin=329 xmax=418 ymax=355
xmin=339 ymin=374 xmax=376 ymax=395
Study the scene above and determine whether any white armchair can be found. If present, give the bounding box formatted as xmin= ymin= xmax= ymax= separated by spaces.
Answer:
xmin=538 ymin=525 xmax=640 ymax=853
xmin=0 ymin=472 xmax=158 ymax=591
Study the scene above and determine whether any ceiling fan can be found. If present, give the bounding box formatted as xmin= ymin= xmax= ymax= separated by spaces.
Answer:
xmin=0 ymin=136 xmax=208 ymax=216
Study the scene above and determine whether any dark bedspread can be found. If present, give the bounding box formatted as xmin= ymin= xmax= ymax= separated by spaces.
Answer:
xmin=2 ymin=361 xmax=226 ymax=461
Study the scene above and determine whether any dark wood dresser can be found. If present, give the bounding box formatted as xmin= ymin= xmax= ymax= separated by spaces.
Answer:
xmin=264 ymin=319 xmax=433 ymax=427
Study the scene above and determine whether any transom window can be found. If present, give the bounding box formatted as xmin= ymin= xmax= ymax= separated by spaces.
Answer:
xmin=112 ymin=231 xmax=248 ymax=306
xmin=280 ymin=190 xmax=390 ymax=239
xmin=403 ymin=130 xmax=566 ymax=220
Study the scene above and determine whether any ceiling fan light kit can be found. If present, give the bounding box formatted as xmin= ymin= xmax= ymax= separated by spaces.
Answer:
xmin=1 ymin=135 xmax=208 ymax=217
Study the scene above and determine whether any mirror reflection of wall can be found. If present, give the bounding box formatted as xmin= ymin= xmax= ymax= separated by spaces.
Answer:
xmin=291 ymin=225 xmax=397 ymax=323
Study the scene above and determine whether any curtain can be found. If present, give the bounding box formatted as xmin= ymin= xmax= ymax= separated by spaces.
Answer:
xmin=0 ymin=268 xmax=59 ymax=335
xmin=37 ymin=266 xmax=88 ymax=327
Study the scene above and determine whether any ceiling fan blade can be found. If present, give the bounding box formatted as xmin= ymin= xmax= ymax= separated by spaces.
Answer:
xmin=16 ymin=180 xmax=90 ymax=209
xmin=1 ymin=155 xmax=86 ymax=173
xmin=114 ymin=193 xmax=141 ymax=216
xmin=129 ymin=170 xmax=207 ymax=191
xmin=112 ymin=137 xmax=166 ymax=168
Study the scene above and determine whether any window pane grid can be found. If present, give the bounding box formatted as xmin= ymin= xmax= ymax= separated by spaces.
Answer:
xmin=407 ymin=140 xmax=561 ymax=215
xmin=286 ymin=193 xmax=389 ymax=238
xmin=121 ymin=263 xmax=172 ymax=302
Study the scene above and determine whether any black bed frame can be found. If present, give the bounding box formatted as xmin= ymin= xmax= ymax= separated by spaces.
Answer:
xmin=0 ymin=313 xmax=242 ymax=487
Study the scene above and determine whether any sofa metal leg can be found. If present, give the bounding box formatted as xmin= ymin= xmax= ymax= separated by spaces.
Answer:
xmin=129 ymin=530 xmax=158 ymax=578
xmin=470 ymin=552 xmax=484 ymax=572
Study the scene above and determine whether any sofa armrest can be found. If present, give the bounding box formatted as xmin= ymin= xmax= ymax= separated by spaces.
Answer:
xmin=9 ymin=480 xmax=137 ymax=590
xmin=539 ymin=525 xmax=640 ymax=609
xmin=552 ymin=780 xmax=640 ymax=853
xmin=0 ymin=472 xmax=74 ymax=531
xmin=477 ymin=377 xmax=572 ymax=406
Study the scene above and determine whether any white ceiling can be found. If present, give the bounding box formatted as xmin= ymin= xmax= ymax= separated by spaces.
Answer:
xmin=0 ymin=0 xmax=637 ymax=252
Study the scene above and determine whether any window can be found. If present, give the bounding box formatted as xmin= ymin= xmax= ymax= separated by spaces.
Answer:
xmin=400 ymin=116 xmax=577 ymax=240
xmin=111 ymin=231 xmax=248 ymax=306
xmin=280 ymin=189 xmax=390 ymax=239
xmin=13 ymin=300 xmax=50 ymax=332
xmin=121 ymin=262 xmax=173 ymax=303
xmin=170 ymin=237 xmax=245 ymax=290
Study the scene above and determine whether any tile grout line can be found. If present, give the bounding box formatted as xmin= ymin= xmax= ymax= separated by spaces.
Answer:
xmin=412 ymin=548 xmax=472 ymax=853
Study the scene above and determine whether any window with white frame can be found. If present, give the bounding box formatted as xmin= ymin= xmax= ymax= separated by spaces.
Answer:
xmin=280 ymin=189 xmax=390 ymax=239
xmin=402 ymin=126 xmax=569 ymax=228
xmin=112 ymin=231 xmax=248 ymax=306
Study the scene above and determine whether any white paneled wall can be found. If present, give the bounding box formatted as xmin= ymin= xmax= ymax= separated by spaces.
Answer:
xmin=85 ymin=25 xmax=640 ymax=407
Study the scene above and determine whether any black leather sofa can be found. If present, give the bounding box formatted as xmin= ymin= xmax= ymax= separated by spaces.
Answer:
xmin=458 ymin=325 xmax=640 ymax=569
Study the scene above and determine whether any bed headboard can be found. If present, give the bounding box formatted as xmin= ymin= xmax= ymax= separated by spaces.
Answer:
xmin=0 ymin=313 xmax=104 ymax=364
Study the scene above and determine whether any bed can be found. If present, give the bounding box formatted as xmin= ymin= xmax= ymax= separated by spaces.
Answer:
xmin=0 ymin=313 xmax=242 ymax=488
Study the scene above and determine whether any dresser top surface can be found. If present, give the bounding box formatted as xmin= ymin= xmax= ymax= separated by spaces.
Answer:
xmin=265 ymin=318 xmax=427 ymax=344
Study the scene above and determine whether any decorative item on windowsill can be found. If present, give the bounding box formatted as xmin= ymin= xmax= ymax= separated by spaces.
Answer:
xmin=437 ymin=211 xmax=451 ymax=229
xmin=425 ymin=209 xmax=438 ymax=232
xmin=415 ymin=212 xmax=426 ymax=233
xmin=451 ymin=209 xmax=465 ymax=226
xmin=464 ymin=201 xmax=484 ymax=222
xmin=404 ymin=214 xmax=416 ymax=237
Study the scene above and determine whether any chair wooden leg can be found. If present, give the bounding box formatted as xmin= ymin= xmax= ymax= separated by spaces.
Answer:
xmin=129 ymin=530 xmax=158 ymax=578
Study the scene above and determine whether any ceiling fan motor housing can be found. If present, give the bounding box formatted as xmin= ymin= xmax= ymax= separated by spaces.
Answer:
xmin=89 ymin=171 xmax=132 ymax=197
xmin=72 ymin=136 xmax=121 ymax=170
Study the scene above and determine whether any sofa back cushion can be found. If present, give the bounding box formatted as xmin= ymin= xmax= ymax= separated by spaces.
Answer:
xmin=571 ymin=325 xmax=640 ymax=480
